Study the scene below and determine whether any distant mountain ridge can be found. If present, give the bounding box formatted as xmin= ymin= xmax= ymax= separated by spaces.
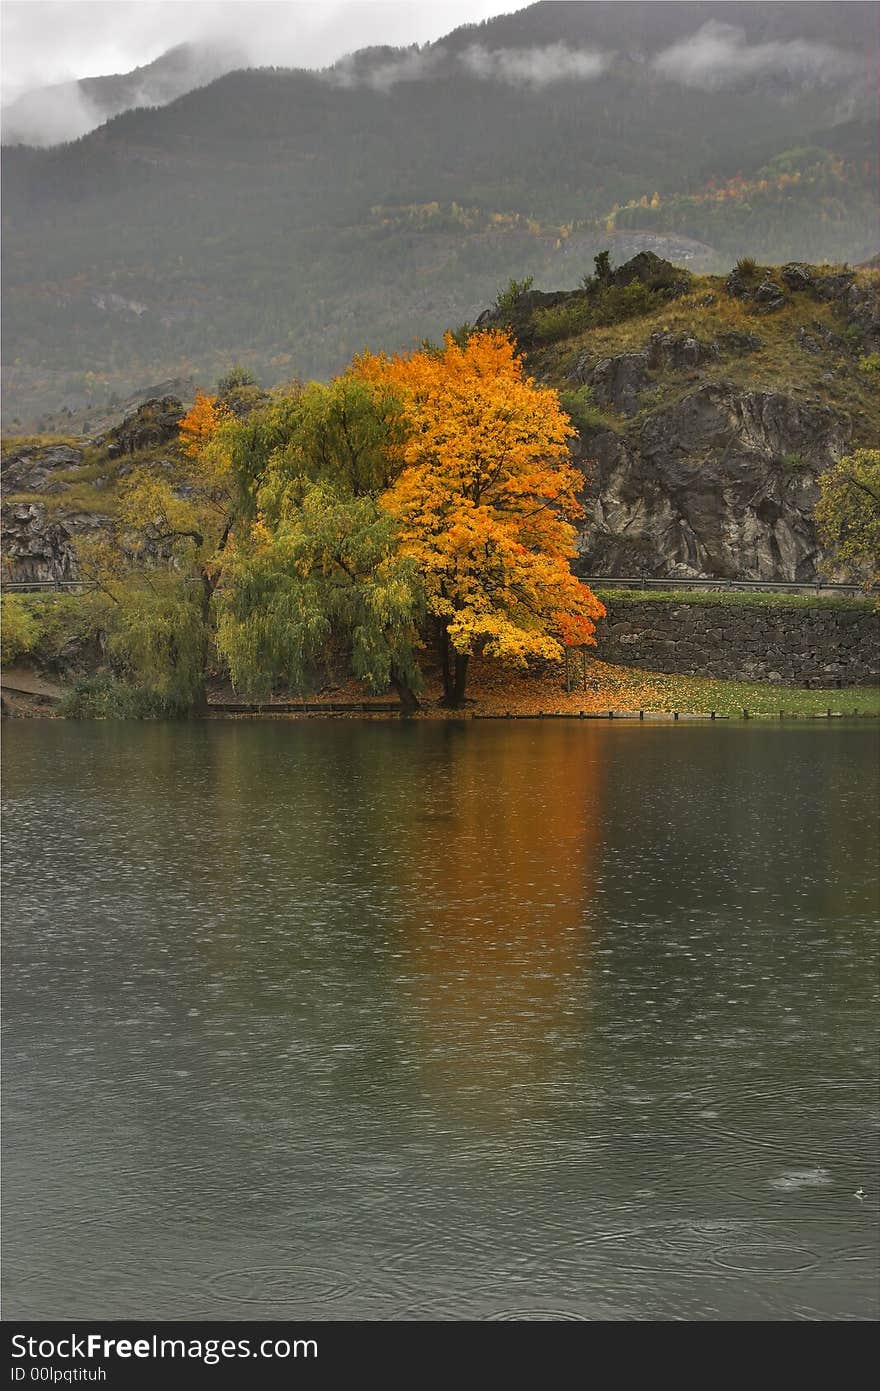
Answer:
xmin=2 ymin=41 xmax=242 ymax=147
xmin=4 ymin=1 xmax=874 ymax=148
xmin=2 ymin=1 xmax=877 ymax=428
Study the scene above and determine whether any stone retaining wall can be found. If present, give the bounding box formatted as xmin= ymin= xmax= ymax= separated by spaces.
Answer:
xmin=595 ymin=599 xmax=879 ymax=686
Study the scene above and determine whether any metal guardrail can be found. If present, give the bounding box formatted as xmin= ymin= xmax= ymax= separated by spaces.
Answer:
xmin=2 ymin=580 xmax=99 ymax=591
xmin=1 ymin=576 xmax=875 ymax=596
xmin=581 ymin=576 xmax=875 ymax=596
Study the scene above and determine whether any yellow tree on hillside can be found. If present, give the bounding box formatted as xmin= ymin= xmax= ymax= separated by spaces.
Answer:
xmin=358 ymin=330 xmax=604 ymax=704
xmin=816 ymin=448 xmax=880 ymax=587
xmin=178 ymin=390 xmax=230 ymax=459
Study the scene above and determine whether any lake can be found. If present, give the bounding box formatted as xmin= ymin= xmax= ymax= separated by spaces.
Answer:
xmin=2 ymin=720 xmax=878 ymax=1320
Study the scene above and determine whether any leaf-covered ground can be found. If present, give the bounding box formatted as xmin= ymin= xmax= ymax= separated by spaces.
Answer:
xmin=416 ymin=657 xmax=880 ymax=719
xmin=203 ymin=657 xmax=879 ymax=719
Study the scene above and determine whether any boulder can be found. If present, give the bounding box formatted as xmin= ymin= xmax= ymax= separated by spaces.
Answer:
xmin=781 ymin=263 xmax=815 ymax=290
xmin=753 ymin=280 xmax=787 ymax=312
xmin=724 ymin=269 xmax=753 ymax=299
xmin=647 ymin=332 xmax=718 ymax=371
xmin=812 ymin=270 xmax=856 ymax=302
xmin=106 ymin=396 xmax=184 ymax=457
xmin=585 ymin=352 xmax=650 ymax=416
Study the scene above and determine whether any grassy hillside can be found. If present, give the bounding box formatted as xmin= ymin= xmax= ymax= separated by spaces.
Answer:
xmin=524 ymin=262 xmax=879 ymax=438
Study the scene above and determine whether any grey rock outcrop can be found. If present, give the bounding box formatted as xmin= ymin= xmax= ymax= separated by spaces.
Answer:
xmin=606 ymin=250 xmax=688 ymax=296
xmin=777 ymin=263 xmax=878 ymax=350
xmin=106 ymin=396 xmax=184 ymax=457
xmin=716 ymin=331 xmax=763 ymax=356
xmin=647 ymin=332 xmax=718 ymax=371
xmin=1 ymin=444 xmax=82 ymax=494
xmin=1 ymin=503 xmax=77 ymax=585
xmin=575 ymin=385 xmax=852 ymax=581
xmin=582 ymin=352 xmax=650 ymax=416
xmin=1 ymin=486 xmax=116 ymax=585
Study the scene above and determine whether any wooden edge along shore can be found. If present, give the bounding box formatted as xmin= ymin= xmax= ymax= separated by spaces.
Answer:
xmin=211 ymin=703 xmax=865 ymax=720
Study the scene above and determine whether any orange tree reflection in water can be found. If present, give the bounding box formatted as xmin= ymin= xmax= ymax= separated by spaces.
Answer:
xmin=397 ymin=723 xmax=604 ymax=1126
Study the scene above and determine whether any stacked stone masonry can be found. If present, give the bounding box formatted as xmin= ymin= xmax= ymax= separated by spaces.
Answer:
xmin=596 ymin=600 xmax=879 ymax=686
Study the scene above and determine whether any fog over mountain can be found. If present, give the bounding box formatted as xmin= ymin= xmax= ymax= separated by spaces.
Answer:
xmin=1 ymin=0 xmax=523 ymax=146
xmin=3 ymin=0 xmax=874 ymax=146
xmin=652 ymin=19 xmax=867 ymax=89
xmin=2 ymin=41 xmax=244 ymax=147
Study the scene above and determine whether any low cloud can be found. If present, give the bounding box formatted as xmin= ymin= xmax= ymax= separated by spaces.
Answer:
xmin=322 ymin=41 xmax=610 ymax=93
xmin=2 ymin=81 xmax=99 ymax=146
xmin=3 ymin=39 xmax=244 ymax=146
xmin=460 ymin=43 xmax=608 ymax=87
xmin=327 ymin=47 xmax=443 ymax=93
xmin=652 ymin=21 xmax=862 ymax=90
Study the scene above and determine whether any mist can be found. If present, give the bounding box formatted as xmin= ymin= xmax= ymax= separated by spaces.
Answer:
xmin=2 ymin=82 xmax=100 ymax=147
xmin=1 ymin=0 xmax=525 ymax=145
xmin=459 ymin=44 xmax=608 ymax=87
xmin=1 ymin=1 xmax=522 ymax=101
xmin=2 ymin=4 xmax=869 ymax=148
xmin=652 ymin=20 xmax=864 ymax=90
xmin=327 ymin=46 xmax=445 ymax=93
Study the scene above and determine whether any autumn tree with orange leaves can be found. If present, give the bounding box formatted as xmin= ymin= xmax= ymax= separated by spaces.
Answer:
xmin=178 ymin=390 xmax=230 ymax=459
xmin=357 ymin=331 xmax=604 ymax=703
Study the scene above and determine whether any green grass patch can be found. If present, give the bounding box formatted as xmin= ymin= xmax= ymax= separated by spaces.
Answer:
xmin=57 ymin=675 xmax=183 ymax=720
xmin=1 ymin=433 xmax=82 ymax=457
xmin=3 ymin=485 xmax=116 ymax=516
xmin=609 ymin=665 xmax=880 ymax=716
xmin=594 ymin=587 xmax=875 ymax=611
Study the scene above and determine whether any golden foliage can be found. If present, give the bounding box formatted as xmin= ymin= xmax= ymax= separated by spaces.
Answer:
xmin=178 ymin=390 xmax=230 ymax=459
xmin=356 ymin=330 xmax=605 ymax=669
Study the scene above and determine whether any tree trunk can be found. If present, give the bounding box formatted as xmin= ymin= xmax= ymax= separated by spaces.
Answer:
xmin=440 ymin=627 xmax=452 ymax=703
xmin=191 ymin=517 xmax=233 ymax=717
xmin=190 ymin=679 xmax=209 ymax=717
xmin=439 ymin=624 xmax=470 ymax=707
xmin=189 ymin=567 xmax=214 ymax=717
xmin=390 ymin=676 xmax=420 ymax=714
xmin=452 ymin=652 xmax=470 ymax=706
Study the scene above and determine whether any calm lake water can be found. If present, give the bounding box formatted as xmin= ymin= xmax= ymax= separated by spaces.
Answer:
xmin=2 ymin=720 xmax=878 ymax=1321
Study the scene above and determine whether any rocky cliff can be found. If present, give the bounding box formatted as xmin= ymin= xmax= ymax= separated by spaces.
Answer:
xmin=0 ymin=399 xmax=185 ymax=586
xmin=485 ymin=253 xmax=879 ymax=582
xmin=574 ymin=383 xmax=850 ymax=580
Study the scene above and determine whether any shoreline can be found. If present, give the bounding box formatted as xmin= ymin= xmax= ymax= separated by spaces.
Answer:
xmin=4 ymin=660 xmax=880 ymax=723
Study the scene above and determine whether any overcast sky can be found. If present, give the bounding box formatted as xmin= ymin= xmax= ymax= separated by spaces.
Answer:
xmin=1 ymin=1 xmax=531 ymax=100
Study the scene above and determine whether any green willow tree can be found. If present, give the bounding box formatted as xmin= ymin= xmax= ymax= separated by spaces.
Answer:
xmin=75 ymin=397 xmax=237 ymax=713
xmin=213 ymin=374 xmax=425 ymax=708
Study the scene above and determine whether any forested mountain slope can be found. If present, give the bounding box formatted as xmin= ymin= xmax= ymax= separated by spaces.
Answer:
xmin=2 ymin=1 xmax=876 ymax=428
